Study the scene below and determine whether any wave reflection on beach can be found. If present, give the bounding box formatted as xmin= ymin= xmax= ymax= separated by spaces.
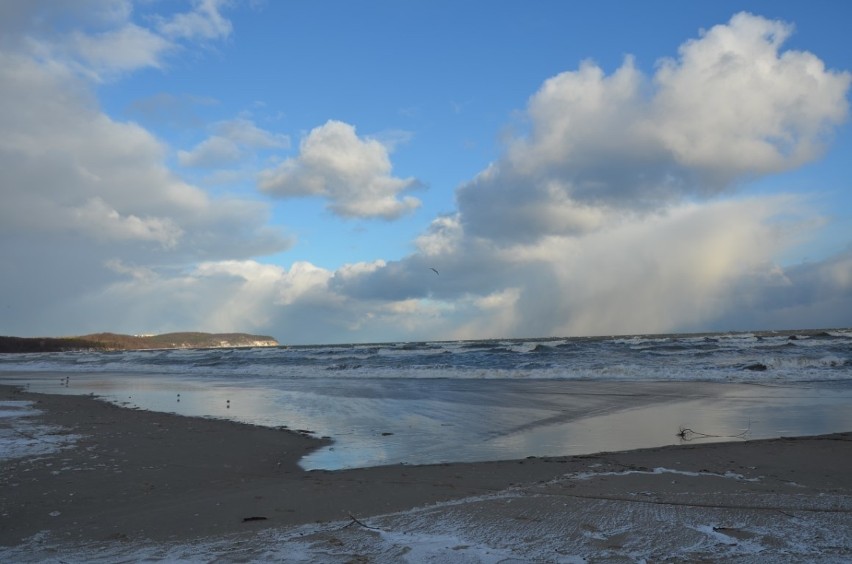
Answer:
xmin=1 ymin=373 xmax=850 ymax=470
xmin=1 ymin=329 xmax=851 ymax=469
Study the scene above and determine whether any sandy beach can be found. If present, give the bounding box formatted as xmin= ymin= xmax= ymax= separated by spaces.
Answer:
xmin=2 ymin=383 xmax=851 ymax=562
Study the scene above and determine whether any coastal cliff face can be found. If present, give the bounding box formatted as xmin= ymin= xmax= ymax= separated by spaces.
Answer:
xmin=0 ymin=332 xmax=279 ymax=353
xmin=79 ymin=332 xmax=279 ymax=350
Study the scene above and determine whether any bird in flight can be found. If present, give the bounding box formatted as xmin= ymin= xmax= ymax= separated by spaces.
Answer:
xmin=430 ymin=267 xmax=440 ymax=276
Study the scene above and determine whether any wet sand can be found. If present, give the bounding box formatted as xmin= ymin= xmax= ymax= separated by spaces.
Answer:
xmin=1 ymin=384 xmax=851 ymax=561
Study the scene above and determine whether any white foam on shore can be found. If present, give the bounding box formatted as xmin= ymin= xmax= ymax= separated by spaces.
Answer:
xmin=4 ymin=485 xmax=850 ymax=563
xmin=0 ymin=400 xmax=81 ymax=461
xmin=569 ymin=466 xmax=762 ymax=482
xmin=689 ymin=523 xmax=766 ymax=555
xmin=0 ymin=400 xmax=40 ymax=419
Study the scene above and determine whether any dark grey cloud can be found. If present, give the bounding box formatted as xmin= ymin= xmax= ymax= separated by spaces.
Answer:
xmin=713 ymin=249 xmax=852 ymax=331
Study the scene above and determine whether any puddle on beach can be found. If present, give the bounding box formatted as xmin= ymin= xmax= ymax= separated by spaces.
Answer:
xmin=3 ymin=373 xmax=852 ymax=470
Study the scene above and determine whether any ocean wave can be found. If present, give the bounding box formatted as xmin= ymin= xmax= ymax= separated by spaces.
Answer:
xmin=759 ymin=355 xmax=851 ymax=370
xmin=1 ymin=329 xmax=849 ymax=384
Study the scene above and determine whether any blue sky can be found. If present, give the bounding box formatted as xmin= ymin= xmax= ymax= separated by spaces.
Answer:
xmin=1 ymin=1 xmax=851 ymax=343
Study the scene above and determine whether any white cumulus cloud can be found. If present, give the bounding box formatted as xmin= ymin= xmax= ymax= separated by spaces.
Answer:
xmin=1 ymin=8 xmax=850 ymax=345
xmin=1 ymin=0 xmax=235 ymax=79
xmin=178 ymin=117 xmax=290 ymax=168
xmin=459 ymin=13 xmax=850 ymax=243
xmin=651 ymin=12 xmax=850 ymax=182
xmin=71 ymin=198 xmax=183 ymax=248
xmin=0 ymin=0 xmax=291 ymax=337
xmin=66 ymin=23 xmax=173 ymax=74
xmin=322 ymin=13 xmax=852 ymax=342
xmin=156 ymin=0 xmax=233 ymax=42
xmin=259 ymin=120 xmax=422 ymax=220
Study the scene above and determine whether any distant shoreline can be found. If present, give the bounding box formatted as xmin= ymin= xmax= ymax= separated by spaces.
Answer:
xmin=3 ymin=327 xmax=848 ymax=352
xmin=0 ymin=332 xmax=279 ymax=353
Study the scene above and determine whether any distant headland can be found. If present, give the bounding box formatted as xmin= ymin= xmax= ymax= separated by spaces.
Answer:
xmin=0 ymin=332 xmax=279 ymax=353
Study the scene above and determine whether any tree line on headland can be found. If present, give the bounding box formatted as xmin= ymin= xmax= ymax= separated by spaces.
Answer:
xmin=0 ymin=332 xmax=279 ymax=353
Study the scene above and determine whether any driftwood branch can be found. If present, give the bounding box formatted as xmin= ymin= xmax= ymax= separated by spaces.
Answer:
xmin=677 ymin=421 xmax=751 ymax=441
xmin=344 ymin=513 xmax=380 ymax=530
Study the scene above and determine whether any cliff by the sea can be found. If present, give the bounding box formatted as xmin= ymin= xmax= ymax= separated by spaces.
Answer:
xmin=0 ymin=332 xmax=279 ymax=353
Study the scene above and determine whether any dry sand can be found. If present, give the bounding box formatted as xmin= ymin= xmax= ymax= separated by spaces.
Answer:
xmin=2 ymin=384 xmax=851 ymax=562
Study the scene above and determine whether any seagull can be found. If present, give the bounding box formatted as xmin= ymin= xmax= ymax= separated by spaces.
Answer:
xmin=430 ymin=267 xmax=440 ymax=276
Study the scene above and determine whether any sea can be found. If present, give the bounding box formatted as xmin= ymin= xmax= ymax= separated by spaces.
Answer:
xmin=2 ymin=328 xmax=851 ymax=470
